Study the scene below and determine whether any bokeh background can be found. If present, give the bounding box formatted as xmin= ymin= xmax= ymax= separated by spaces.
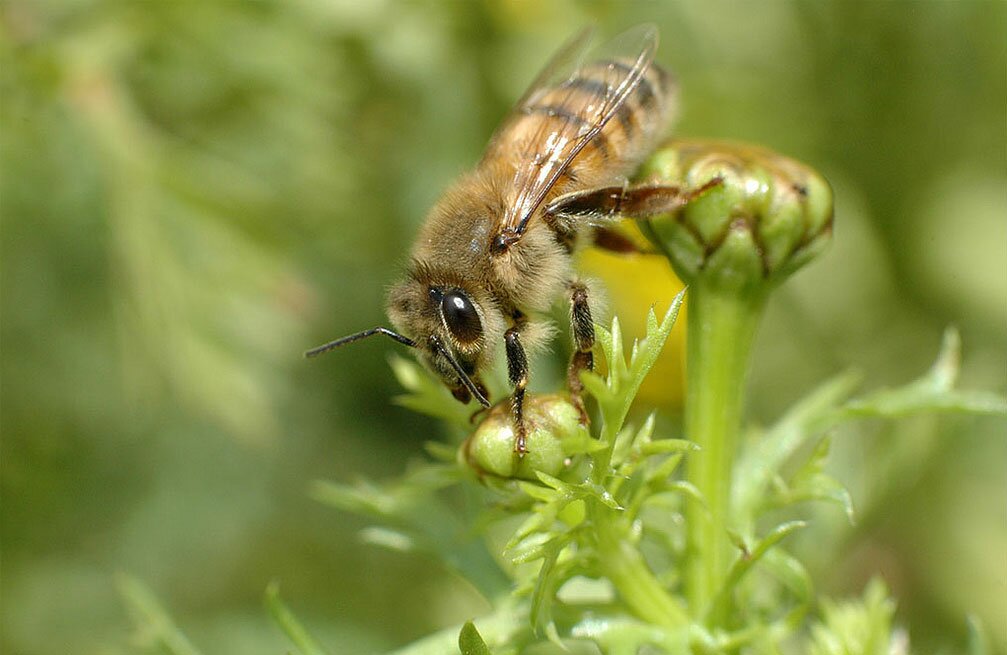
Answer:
xmin=2 ymin=1 xmax=1005 ymax=653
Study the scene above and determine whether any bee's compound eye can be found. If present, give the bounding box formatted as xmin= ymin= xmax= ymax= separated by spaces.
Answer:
xmin=441 ymin=291 xmax=482 ymax=344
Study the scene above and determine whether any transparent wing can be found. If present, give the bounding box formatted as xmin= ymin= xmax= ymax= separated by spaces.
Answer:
xmin=489 ymin=24 xmax=658 ymax=239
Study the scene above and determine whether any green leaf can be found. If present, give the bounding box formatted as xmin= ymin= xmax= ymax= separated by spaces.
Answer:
xmin=705 ymin=521 xmax=807 ymax=623
xmin=966 ymin=614 xmax=991 ymax=655
xmin=386 ymin=603 xmax=526 ymax=655
xmin=607 ymin=294 xmax=685 ymax=423
xmin=568 ymin=615 xmax=689 ymax=655
xmin=772 ymin=436 xmax=855 ymax=522
xmin=458 ymin=621 xmax=493 ymax=655
xmin=390 ymin=355 xmax=475 ymax=429
xmin=586 ymin=291 xmax=686 ymax=478
xmin=807 ymin=578 xmax=898 ymax=655
xmin=529 ymin=538 xmax=570 ymax=640
xmin=311 ymin=464 xmax=511 ymax=600
xmin=732 ymin=371 xmax=861 ymax=530
xmin=840 ymin=328 xmax=1007 ymax=418
xmin=760 ymin=548 xmax=815 ymax=628
xmin=359 ymin=526 xmax=417 ymax=552
xmin=265 ymin=582 xmax=330 ymax=655
xmin=117 ymin=574 xmax=204 ymax=655
xmin=639 ymin=439 xmax=700 ymax=457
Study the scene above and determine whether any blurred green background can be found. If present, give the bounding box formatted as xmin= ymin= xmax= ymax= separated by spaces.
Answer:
xmin=2 ymin=1 xmax=1004 ymax=653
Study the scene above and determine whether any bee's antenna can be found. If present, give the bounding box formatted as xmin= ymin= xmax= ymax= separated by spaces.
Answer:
xmin=429 ymin=335 xmax=491 ymax=408
xmin=304 ymin=327 xmax=417 ymax=358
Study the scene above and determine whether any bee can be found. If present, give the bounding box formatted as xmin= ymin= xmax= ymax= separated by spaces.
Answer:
xmin=308 ymin=25 xmax=717 ymax=453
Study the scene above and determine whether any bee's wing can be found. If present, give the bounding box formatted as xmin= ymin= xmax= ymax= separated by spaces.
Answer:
xmin=489 ymin=24 xmax=658 ymax=239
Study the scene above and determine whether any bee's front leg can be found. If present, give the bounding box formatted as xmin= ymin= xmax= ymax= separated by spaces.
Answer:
xmin=504 ymin=327 xmax=529 ymax=455
xmin=567 ymin=280 xmax=594 ymax=424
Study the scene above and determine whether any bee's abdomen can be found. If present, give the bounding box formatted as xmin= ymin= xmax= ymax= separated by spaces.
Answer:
xmin=520 ymin=59 xmax=677 ymax=171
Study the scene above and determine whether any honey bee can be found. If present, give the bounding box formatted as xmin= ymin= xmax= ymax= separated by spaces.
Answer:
xmin=308 ymin=25 xmax=716 ymax=453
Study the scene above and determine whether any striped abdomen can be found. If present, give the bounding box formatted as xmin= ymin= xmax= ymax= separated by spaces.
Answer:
xmin=490 ymin=58 xmax=678 ymax=191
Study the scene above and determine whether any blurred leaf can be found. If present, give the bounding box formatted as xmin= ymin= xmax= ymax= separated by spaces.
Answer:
xmin=458 ymin=621 xmax=493 ymax=655
xmin=772 ymin=436 xmax=855 ymax=523
xmin=265 ymin=582 xmax=330 ymax=655
xmin=311 ymin=464 xmax=511 ymax=599
xmin=528 ymin=538 xmax=566 ymax=641
xmin=391 ymin=355 xmax=475 ymax=430
xmin=967 ymin=614 xmax=991 ymax=655
xmin=807 ymin=578 xmax=899 ymax=655
xmin=117 ymin=574 xmax=203 ymax=655
xmin=840 ymin=329 xmax=1007 ymax=418
xmin=387 ymin=602 xmax=526 ymax=655
xmin=706 ymin=521 xmax=806 ymax=623
xmin=732 ymin=371 xmax=861 ymax=532
xmin=568 ymin=616 xmax=689 ymax=655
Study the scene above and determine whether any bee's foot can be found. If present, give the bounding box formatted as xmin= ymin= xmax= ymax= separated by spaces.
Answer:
xmin=513 ymin=432 xmax=528 ymax=458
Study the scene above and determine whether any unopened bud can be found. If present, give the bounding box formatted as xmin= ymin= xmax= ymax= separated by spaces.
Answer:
xmin=461 ymin=394 xmax=590 ymax=480
xmin=638 ymin=139 xmax=834 ymax=289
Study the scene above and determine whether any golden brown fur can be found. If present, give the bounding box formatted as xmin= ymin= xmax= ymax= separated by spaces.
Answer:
xmin=386 ymin=45 xmax=677 ymax=404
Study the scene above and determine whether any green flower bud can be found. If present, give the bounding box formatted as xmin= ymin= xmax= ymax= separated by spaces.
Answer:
xmin=460 ymin=394 xmax=591 ymax=481
xmin=637 ymin=139 xmax=834 ymax=290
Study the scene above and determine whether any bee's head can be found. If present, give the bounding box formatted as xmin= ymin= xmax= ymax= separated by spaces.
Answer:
xmin=385 ymin=267 xmax=503 ymax=406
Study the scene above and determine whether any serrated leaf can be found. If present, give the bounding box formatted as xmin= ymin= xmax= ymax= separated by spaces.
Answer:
xmin=791 ymin=473 xmax=854 ymax=522
xmin=769 ymin=436 xmax=855 ymax=522
xmin=265 ymin=582 xmax=329 ymax=655
xmin=843 ymin=387 xmax=1007 ymax=417
xmin=706 ymin=521 xmax=807 ymax=622
xmin=840 ymin=328 xmax=1007 ymax=418
xmin=732 ymin=371 xmax=861 ymax=530
xmin=458 ymin=621 xmax=492 ymax=655
xmin=588 ymin=292 xmax=686 ymax=479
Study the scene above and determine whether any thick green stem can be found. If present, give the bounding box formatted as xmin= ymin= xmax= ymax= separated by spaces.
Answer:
xmin=684 ymin=279 xmax=767 ymax=622
xmin=589 ymin=501 xmax=689 ymax=628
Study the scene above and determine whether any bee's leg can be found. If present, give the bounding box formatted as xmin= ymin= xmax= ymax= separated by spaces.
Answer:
xmin=544 ymin=176 xmax=724 ymax=225
xmin=567 ymin=280 xmax=595 ymax=424
xmin=505 ymin=327 xmax=529 ymax=455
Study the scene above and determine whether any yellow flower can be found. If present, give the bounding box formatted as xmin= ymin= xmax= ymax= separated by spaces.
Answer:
xmin=579 ymin=245 xmax=688 ymax=409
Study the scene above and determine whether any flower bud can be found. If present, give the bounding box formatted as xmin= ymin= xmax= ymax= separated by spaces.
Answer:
xmin=637 ymin=139 xmax=834 ymax=289
xmin=460 ymin=394 xmax=591 ymax=480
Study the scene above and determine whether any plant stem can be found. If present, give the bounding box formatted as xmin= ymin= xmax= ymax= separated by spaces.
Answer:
xmin=683 ymin=279 xmax=767 ymax=622
xmin=589 ymin=501 xmax=689 ymax=628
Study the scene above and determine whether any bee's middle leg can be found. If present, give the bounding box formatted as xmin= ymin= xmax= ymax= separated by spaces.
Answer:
xmin=504 ymin=327 xmax=529 ymax=455
xmin=567 ymin=280 xmax=595 ymax=424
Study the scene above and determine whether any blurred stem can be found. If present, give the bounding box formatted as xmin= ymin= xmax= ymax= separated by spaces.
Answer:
xmin=684 ymin=279 xmax=767 ymax=623
xmin=589 ymin=500 xmax=689 ymax=629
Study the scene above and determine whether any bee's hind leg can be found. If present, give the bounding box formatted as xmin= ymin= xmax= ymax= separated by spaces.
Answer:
xmin=544 ymin=176 xmax=724 ymax=226
xmin=567 ymin=280 xmax=595 ymax=425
